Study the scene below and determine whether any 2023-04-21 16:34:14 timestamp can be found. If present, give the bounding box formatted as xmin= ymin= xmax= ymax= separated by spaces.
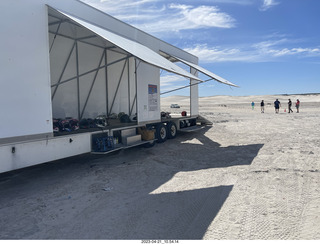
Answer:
xmin=141 ymin=240 xmax=179 ymax=244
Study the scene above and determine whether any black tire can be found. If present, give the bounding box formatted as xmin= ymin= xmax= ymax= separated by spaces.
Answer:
xmin=167 ymin=122 xmax=177 ymax=139
xmin=190 ymin=118 xmax=196 ymax=126
xmin=180 ymin=120 xmax=186 ymax=128
xmin=155 ymin=123 xmax=168 ymax=143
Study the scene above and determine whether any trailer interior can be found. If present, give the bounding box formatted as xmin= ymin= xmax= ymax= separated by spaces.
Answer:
xmin=48 ymin=7 xmax=210 ymax=154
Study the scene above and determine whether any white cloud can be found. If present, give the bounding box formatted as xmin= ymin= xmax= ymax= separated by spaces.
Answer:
xmin=260 ymin=0 xmax=280 ymax=11
xmin=203 ymin=0 xmax=254 ymax=5
xmin=184 ymin=40 xmax=320 ymax=63
xmin=160 ymin=74 xmax=184 ymax=86
xmin=131 ymin=4 xmax=235 ymax=34
xmin=184 ymin=44 xmax=254 ymax=62
xmin=161 ymin=72 xmax=187 ymax=87
xmin=81 ymin=0 xmax=236 ymax=35
xmin=100 ymin=0 xmax=157 ymax=10
xmin=266 ymin=47 xmax=320 ymax=57
xmin=253 ymin=39 xmax=288 ymax=50
xmin=160 ymin=74 xmax=188 ymax=93
xmin=169 ymin=4 xmax=235 ymax=29
xmin=253 ymin=39 xmax=320 ymax=57
xmin=81 ymin=0 xmax=157 ymax=17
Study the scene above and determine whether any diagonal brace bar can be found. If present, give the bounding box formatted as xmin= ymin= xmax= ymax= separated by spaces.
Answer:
xmin=51 ymin=56 xmax=131 ymax=88
xmin=109 ymin=59 xmax=128 ymax=114
xmin=51 ymin=41 xmax=76 ymax=100
xmin=79 ymin=51 xmax=105 ymax=120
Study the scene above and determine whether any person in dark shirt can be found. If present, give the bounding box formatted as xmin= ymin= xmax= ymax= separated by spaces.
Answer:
xmin=260 ymin=100 xmax=265 ymax=113
xmin=288 ymin=99 xmax=293 ymax=113
xmin=274 ymin=99 xmax=281 ymax=113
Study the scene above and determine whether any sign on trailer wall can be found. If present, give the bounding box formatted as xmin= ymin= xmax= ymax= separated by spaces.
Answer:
xmin=148 ymin=84 xmax=158 ymax=111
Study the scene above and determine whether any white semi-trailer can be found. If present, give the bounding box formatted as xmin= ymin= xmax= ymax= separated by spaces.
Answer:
xmin=0 ymin=0 xmax=237 ymax=173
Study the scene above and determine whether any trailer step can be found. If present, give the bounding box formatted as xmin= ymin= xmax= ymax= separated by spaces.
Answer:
xmin=197 ymin=115 xmax=213 ymax=125
xmin=178 ymin=125 xmax=206 ymax=132
xmin=91 ymin=139 xmax=155 ymax=154
xmin=91 ymin=146 xmax=122 ymax=155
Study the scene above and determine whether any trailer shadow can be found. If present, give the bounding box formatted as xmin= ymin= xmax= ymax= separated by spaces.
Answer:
xmin=0 ymin=126 xmax=263 ymax=240
xmin=66 ymin=185 xmax=234 ymax=240
xmin=169 ymin=126 xmax=264 ymax=169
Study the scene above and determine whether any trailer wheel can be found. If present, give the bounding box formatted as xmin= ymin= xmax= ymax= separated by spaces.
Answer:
xmin=155 ymin=123 xmax=167 ymax=143
xmin=167 ymin=122 xmax=177 ymax=139
xmin=180 ymin=120 xmax=186 ymax=128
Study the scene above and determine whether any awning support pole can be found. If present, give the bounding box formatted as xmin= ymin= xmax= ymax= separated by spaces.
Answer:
xmin=189 ymin=67 xmax=198 ymax=116
xmin=104 ymin=48 xmax=109 ymax=116
xmin=76 ymin=41 xmax=81 ymax=120
xmin=127 ymin=58 xmax=131 ymax=116
xmin=131 ymin=59 xmax=140 ymax=119
xmin=160 ymin=78 xmax=213 ymax=96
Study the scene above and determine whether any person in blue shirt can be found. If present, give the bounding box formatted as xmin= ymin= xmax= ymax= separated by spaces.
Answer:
xmin=251 ymin=101 xmax=255 ymax=110
xmin=274 ymin=99 xmax=281 ymax=113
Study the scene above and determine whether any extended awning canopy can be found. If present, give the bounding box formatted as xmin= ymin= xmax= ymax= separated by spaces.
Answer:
xmin=51 ymin=8 xmax=203 ymax=82
xmin=160 ymin=51 xmax=238 ymax=88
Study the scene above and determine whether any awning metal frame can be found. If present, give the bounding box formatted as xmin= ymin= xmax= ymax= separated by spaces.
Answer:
xmin=51 ymin=8 xmax=202 ymax=82
xmin=49 ymin=8 xmax=138 ymax=120
xmin=159 ymin=51 xmax=238 ymax=95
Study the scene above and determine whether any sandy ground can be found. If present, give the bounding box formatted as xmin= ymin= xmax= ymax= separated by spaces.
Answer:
xmin=0 ymin=94 xmax=319 ymax=240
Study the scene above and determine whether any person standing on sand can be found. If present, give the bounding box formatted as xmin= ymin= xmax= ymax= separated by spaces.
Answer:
xmin=260 ymin=100 xmax=265 ymax=113
xmin=251 ymin=101 xmax=255 ymax=110
xmin=274 ymin=99 xmax=281 ymax=113
xmin=288 ymin=99 xmax=293 ymax=113
xmin=296 ymin=99 xmax=300 ymax=113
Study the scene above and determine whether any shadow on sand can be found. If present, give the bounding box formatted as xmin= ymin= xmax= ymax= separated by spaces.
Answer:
xmin=0 ymin=126 xmax=263 ymax=239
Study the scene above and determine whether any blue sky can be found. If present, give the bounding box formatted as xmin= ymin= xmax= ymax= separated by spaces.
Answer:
xmin=81 ymin=0 xmax=320 ymax=97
